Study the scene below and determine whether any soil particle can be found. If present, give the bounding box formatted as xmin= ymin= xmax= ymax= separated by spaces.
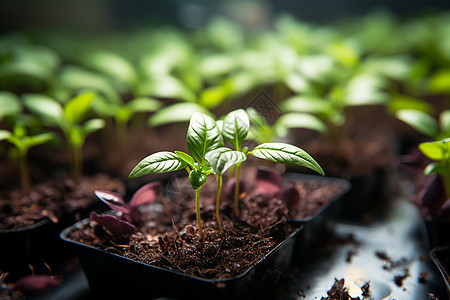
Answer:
xmin=320 ymin=278 xmax=361 ymax=300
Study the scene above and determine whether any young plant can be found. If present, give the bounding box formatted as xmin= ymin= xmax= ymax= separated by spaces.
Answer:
xmin=23 ymin=91 xmax=105 ymax=181
xmin=129 ymin=112 xmax=223 ymax=239
xmin=91 ymin=182 xmax=161 ymax=238
xmin=395 ymin=108 xmax=450 ymax=140
xmin=417 ymin=138 xmax=450 ymax=219
xmin=221 ymin=108 xmax=325 ymax=216
xmin=0 ymin=122 xmax=54 ymax=192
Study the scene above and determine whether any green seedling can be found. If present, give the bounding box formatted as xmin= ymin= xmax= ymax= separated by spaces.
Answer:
xmin=419 ymin=138 xmax=450 ymax=196
xmin=0 ymin=122 xmax=54 ymax=192
xmin=395 ymin=108 xmax=450 ymax=140
xmin=130 ymin=112 xmax=223 ymax=239
xmin=129 ymin=110 xmax=324 ymax=239
xmin=23 ymin=91 xmax=105 ymax=181
xmin=220 ymin=109 xmax=325 ymax=216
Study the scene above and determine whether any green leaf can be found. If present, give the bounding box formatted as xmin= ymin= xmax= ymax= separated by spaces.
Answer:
xmin=25 ymin=132 xmax=54 ymax=148
xmin=83 ymin=118 xmax=105 ymax=135
xmin=424 ymin=162 xmax=444 ymax=176
xmin=387 ymin=95 xmax=434 ymax=115
xmin=280 ymin=96 xmax=333 ymax=114
xmin=175 ymin=151 xmax=196 ymax=169
xmin=127 ymin=97 xmax=162 ymax=113
xmin=59 ymin=66 xmax=121 ymax=103
xmin=0 ymin=130 xmax=12 ymax=141
xmin=138 ymin=76 xmax=195 ymax=102
xmin=275 ymin=113 xmax=328 ymax=134
xmin=189 ymin=169 xmax=207 ymax=190
xmin=0 ymin=91 xmax=21 ymax=120
xmin=205 ymin=147 xmax=247 ymax=175
xmin=439 ymin=110 xmax=450 ymax=135
xmin=64 ymin=91 xmax=96 ymax=125
xmin=428 ymin=69 xmax=450 ymax=94
xmin=23 ymin=94 xmax=64 ymax=127
xmin=129 ymin=151 xmax=187 ymax=178
xmin=187 ymin=112 xmax=223 ymax=164
xmin=249 ymin=142 xmax=324 ymax=175
xmin=419 ymin=138 xmax=450 ymax=161
xmin=148 ymin=103 xmax=213 ymax=127
xmin=396 ymin=109 xmax=439 ymax=138
xmin=84 ymin=51 xmax=137 ymax=86
xmin=222 ymin=109 xmax=250 ymax=149
xmin=199 ymin=86 xmax=227 ymax=109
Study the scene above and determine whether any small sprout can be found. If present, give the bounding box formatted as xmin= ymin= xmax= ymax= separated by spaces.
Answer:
xmin=130 ymin=112 xmax=223 ymax=240
xmin=23 ymin=91 xmax=105 ymax=181
xmin=0 ymin=122 xmax=54 ymax=192
xmin=91 ymin=182 xmax=161 ymax=238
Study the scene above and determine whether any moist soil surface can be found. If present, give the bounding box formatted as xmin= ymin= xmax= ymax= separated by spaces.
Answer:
xmin=64 ymin=171 xmax=344 ymax=280
xmin=0 ymin=174 xmax=125 ymax=230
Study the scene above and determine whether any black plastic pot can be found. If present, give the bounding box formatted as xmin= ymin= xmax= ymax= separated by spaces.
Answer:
xmin=424 ymin=218 xmax=450 ymax=250
xmin=60 ymin=220 xmax=303 ymax=300
xmin=429 ymin=247 xmax=450 ymax=298
xmin=336 ymin=167 xmax=396 ymax=219
xmin=0 ymin=202 xmax=106 ymax=281
xmin=282 ymin=173 xmax=351 ymax=261
xmin=0 ymin=219 xmax=53 ymax=280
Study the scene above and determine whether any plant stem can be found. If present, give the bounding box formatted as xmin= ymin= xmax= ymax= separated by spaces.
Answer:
xmin=215 ymin=175 xmax=223 ymax=234
xmin=116 ymin=117 xmax=127 ymax=156
xmin=72 ymin=144 xmax=82 ymax=182
xmin=18 ymin=149 xmax=30 ymax=193
xmin=195 ymin=187 xmax=204 ymax=240
xmin=234 ymin=163 xmax=241 ymax=217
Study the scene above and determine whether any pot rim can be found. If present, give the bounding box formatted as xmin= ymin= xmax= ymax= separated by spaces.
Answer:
xmin=60 ymin=218 xmax=303 ymax=283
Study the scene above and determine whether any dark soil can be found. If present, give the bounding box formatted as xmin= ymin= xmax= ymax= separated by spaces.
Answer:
xmin=303 ymin=131 xmax=396 ymax=177
xmin=0 ymin=174 xmax=125 ymax=230
xmin=320 ymin=278 xmax=361 ymax=300
xmin=290 ymin=178 xmax=348 ymax=220
xmin=66 ymin=175 xmax=301 ymax=280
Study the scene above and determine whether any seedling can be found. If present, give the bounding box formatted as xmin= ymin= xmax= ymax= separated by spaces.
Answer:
xmin=130 ymin=112 xmax=223 ymax=239
xmin=0 ymin=122 xmax=54 ymax=192
xmin=91 ymin=182 xmax=161 ymax=238
xmin=23 ymin=91 xmax=105 ymax=181
xmin=417 ymin=138 xmax=450 ymax=219
xmin=395 ymin=108 xmax=450 ymax=140
xmin=130 ymin=110 xmax=324 ymax=239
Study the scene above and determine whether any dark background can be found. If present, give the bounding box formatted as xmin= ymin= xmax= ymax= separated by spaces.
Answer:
xmin=1 ymin=0 xmax=449 ymax=34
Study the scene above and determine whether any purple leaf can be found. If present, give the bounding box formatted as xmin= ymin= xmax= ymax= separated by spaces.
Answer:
xmin=281 ymin=185 xmax=300 ymax=211
xmin=94 ymin=190 xmax=130 ymax=215
xmin=254 ymin=166 xmax=282 ymax=197
xmin=420 ymin=175 xmax=447 ymax=218
xmin=90 ymin=212 xmax=136 ymax=237
xmin=400 ymin=148 xmax=430 ymax=173
xmin=12 ymin=275 xmax=60 ymax=293
xmin=129 ymin=182 xmax=161 ymax=209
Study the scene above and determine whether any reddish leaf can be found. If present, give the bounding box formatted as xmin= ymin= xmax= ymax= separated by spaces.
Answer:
xmin=281 ymin=185 xmax=300 ymax=211
xmin=254 ymin=166 xmax=282 ymax=196
xmin=129 ymin=182 xmax=161 ymax=209
xmin=90 ymin=212 xmax=136 ymax=237
xmin=12 ymin=275 xmax=60 ymax=293
xmin=94 ymin=190 xmax=130 ymax=215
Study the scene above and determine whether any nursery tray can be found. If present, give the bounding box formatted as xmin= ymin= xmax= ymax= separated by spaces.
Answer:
xmin=26 ymin=197 xmax=448 ymax=300
xmin=0 ymin=219 xmax=52 ymax=280
xmin=60 ymin=220 xmax=303 ymax=300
